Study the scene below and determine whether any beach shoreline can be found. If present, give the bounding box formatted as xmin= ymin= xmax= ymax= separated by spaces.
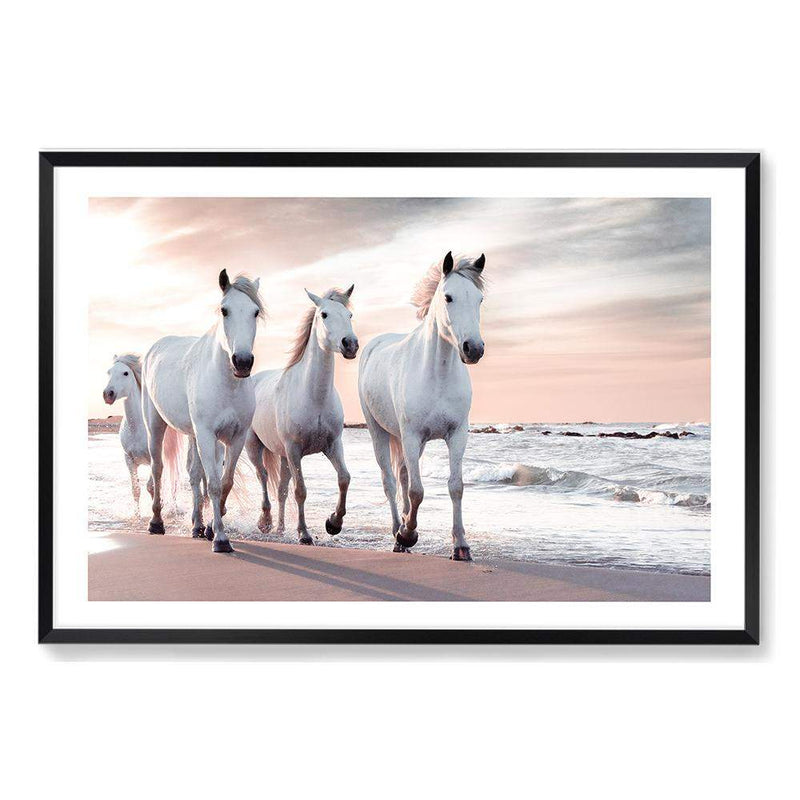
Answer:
xmin=89 ymin=529 xmax=710 ymax=602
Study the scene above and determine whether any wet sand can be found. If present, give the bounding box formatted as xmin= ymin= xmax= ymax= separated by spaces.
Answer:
xmin=88 ymin=530 xmax=710 ymax=602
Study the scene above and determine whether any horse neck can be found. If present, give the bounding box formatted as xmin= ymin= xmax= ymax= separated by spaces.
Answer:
xmin=295 ymin=320 xmax=335 ymax=404
xmin=417 ymin=309 xmax=462 ymax=376
xmin=122 ymin=381 xmax=142 ymax=427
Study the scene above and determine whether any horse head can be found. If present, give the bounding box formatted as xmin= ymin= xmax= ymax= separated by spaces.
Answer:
xmin=435 ymin=251 xmax=486 ymax=364
xmin=217 ymin=269 xmax=264 ymax=378
xmin=103 ymin=354 xmax=141 ymax=404
xmin=305 ymin=284 xmax=359 ymax=359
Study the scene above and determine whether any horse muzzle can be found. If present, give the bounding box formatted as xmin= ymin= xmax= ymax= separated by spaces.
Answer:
xmin=103 ymin=389 xmax=116 ymax=405
xmin=341 ymin=337 xmax=359 ymax=359
xmin=231 ymin=352 xmax=254 ymax=378
xmin=460 ymin=339 xmax=485 ymax=365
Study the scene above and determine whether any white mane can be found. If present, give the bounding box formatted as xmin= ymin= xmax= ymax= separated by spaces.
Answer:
xmin=410 ymin=253 xmax=486 ymax=320
xmin=286 ymin=288 xmax=352 ymax=367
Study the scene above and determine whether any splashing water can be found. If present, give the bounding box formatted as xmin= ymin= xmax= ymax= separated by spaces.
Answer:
xmin=89 ymin=422 xmax=710 ymax=575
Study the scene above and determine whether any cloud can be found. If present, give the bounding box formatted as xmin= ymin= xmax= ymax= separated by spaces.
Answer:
xmin=87 ymin=197 xmax=710 ymax=422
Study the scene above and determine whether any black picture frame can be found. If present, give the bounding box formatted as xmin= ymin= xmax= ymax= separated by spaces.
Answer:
xmin=39 ymin=151 xmax=760 ymax=645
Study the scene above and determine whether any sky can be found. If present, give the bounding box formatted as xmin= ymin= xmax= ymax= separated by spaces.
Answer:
xmin=88 ymin=196 xmax=710 ymax=423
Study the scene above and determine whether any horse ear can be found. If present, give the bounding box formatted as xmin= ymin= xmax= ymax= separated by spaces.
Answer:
xmin=442 ymin=251 xmax=454 ymax=276
xmin=305 ymin=289 xmax=322 ymax=307
xmin=219 ymin=269 xmax=230 ymax=292
xmin=253 ymin=277 xmax=260 ymax=291
xmin=344 ymin=283 xmax=354 ymax=298
xmin=474 ymin=253 xmax=485 ymax=272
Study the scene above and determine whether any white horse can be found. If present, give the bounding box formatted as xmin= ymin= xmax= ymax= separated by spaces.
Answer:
xmin=102 ymin=354 xmax=151 ymax=516
xmin=141 ymin=269 xmax=264 ymax=552
xmin=358 ymin=251 xmax=486 ymax=561
xmin=246 ymin=285 xmax=358 ymax=545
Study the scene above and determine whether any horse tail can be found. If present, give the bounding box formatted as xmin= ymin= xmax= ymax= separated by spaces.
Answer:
xmin=229 ymin=446 xmax=280 ymax=514
xmin=261 ymin=446 xmax=282 ymax=499
xmin=389 ymin=435 xmax=405 ymax=504
xmin=162 ymin=426 xmax=185 ymax=501
xmin=228 ymin=454 xmax=252 ymax=513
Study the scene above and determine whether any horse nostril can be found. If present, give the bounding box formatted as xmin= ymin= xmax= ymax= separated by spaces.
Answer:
xmin=463 ymin=341 xmax=471 ymax=354
xmin=232 ymin=354 xmax=253 ymax=372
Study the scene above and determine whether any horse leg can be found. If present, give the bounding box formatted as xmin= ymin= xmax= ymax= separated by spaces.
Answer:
xmin=245 ymin=429 xmax=272 ymax=532
xmin=324 ymin=435 xmax=350 ymax=536
xmin=186 ymin=436 xmax=206 ymax=539
xmin=220 ymin=433 xmax=246 ymax=525
xmin=125 ymin=453 xmax=141 ymax=518
xmin=286 ymin=444 xmax=312 ymax=545
xmin=397 ymin=432 xmax=424 ymax=551
xmin=446 ymin=427 xmax=472 ymax=561
xmin=195 ymin=428 xmax=233 ymax=553
xmin=142 ymin=388 xmax=167 ymax=535
xmin=395 ymin=441 xmax=411 ymax=519
xmin=215 ymin=441 xmax=227 ymax=515
xmin=364 ymin=419 xmax=402 ymax=544
xmin=276 ymin=457 xmax=290 ymax=534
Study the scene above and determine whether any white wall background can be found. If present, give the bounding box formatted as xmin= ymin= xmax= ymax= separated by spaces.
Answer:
xmin=1 ymin=2 xmax=793 ymax=798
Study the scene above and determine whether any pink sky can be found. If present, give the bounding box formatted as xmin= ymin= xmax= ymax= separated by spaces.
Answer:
xmin=88 ymin=197 xmax=710 ymax=423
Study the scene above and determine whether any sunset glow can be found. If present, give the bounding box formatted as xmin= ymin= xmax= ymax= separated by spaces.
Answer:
xmin=88 ymin=197 xmax=710 ymax=423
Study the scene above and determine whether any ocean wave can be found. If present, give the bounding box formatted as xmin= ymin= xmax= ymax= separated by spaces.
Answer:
xmin=423 ymin=459 xmax=710 ymax=509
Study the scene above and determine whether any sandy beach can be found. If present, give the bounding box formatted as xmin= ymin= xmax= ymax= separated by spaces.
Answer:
xmin=89 ymin=529 xmax=710 ymax=602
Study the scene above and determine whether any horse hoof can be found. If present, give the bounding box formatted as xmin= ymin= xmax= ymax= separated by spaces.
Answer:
xmin=212 ymin=539 xmax=234 ymax=553
xmin=258 ymin=515 xmax=273 ymax=533
xmin=325 ymin=517 xmax=342 ymax=536
xmin=451 ymin=546 xmax=473 ymax=562
xmin=395 ymin=528 xmax=418 ymax=549
xmin=204 ymin=524 xmax=214 ymax=541
xmin=191 ymin=527 xmax=206 ymax=539
xmin=392 ymin=541 xmax=409 ymax=553
xmin=148 ymin=521 xmax=165 ymax=535
xmin=299 ymin=534 xmax=315 ymax=546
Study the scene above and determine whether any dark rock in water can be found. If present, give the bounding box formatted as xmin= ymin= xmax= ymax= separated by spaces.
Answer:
xmin=678 ymin=431 xmax=695 ymax=437
xmin=598 ymin=430 xmax=682 ymax=440
xmin=541 ymin=430 xmax=551 ymax=435
xmin=344 ymin=422 xmax=368 ymax=429
xmin=561 ymin=431 xmax=583 ymax=437
xmin=599 ymin=431 xmax=655 ymax=439
xmin=472 ymin=424 xmax=524 ymax=434
xmin=613 ymin=487 xmax=641 ymax=502
xmin=88 ymin=416 xmax=122 ymax=435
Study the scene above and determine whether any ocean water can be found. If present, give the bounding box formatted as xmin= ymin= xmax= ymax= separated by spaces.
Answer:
xmin=88 ymin=422 xmax=710 ymax=575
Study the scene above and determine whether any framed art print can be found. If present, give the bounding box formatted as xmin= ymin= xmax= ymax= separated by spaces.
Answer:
xmin=39 ymin=151 xmax=759 ymax=644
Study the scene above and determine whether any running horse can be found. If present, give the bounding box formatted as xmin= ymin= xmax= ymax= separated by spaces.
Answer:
xmin=141 ymin=270 xmax=264 ymax=552
xmin=358 ymin=252 xmax=486 ymax=561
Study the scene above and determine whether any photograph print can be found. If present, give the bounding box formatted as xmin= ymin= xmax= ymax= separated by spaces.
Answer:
xmin=41 ymin=153 xmax=758 ymax=642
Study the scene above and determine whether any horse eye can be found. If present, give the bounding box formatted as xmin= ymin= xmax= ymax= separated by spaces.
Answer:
xmin=221 ymin=308 xmax=228 ymax=317
xmin=445 ymin=294 xmax=453 ymax=303
xmin=321 ymin=312 xmax=327 ymax=319
xmin=123 ymin=371 xmax=129 ymax=376
xmin=254 ymin=309 xmax=259 ymax=317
